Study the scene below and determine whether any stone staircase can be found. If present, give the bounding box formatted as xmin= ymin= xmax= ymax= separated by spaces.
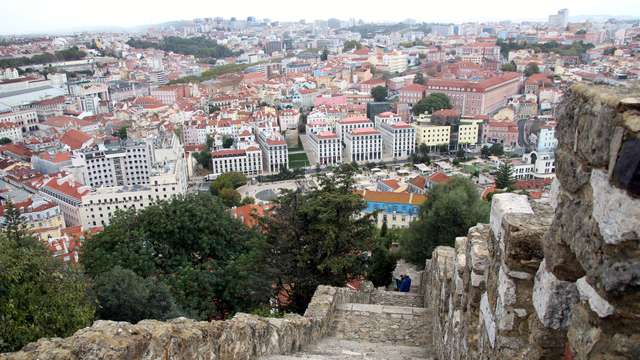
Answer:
xmin=262 ymin=291 xmax=433 ymax=360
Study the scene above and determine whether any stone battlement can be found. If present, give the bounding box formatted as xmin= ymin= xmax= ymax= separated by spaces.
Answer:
xmin=422 ymin=84 xmax=640 ymax=359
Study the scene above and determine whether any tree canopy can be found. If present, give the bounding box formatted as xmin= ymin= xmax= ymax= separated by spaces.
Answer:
xmin=412 ymin=93 xmax=452 ymax=115
xmin=127 ymin=37 xmax=238 ymax=61
xmin=261 ymin=164 xmax=375 ymax=313
xmin=495 ymin=162 xmax=515 ymax=190
xmin=0 ymin=207 xmax=95 ymax=352
xmin=343 ymin=40 xmax=362 ymax=52
xmin=81 ymin=193 xmax=270 ymax=321
xmin=524 ymin=63 xmax=540 ymax=77
xmin=0 ymin=46 xmax=86 ymax=69
xmin=413 ymin=72 xmax=426 ymax=85
xmin=401 ymin=177 xmax=490 ymax=266
xmin=371 ymin=86 xmax=388 ymax=102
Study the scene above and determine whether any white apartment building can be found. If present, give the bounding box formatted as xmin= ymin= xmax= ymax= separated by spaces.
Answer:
xmin=0 ymin=123 xmax=23 ymax=142
xmin=278 ymin=108 xmax=300 ymax=131
xmin=0 ymin=109 xmax=39 ymax=132
xmin=257 ymin=131 xmax=288 ymax=173
xmin=382 ymin=51 xmax=408 ymax=74
xmin=308 ymin=130 xmax=342 ymax=166
xmin=374 ymin=112 xmax=401 ymax=127
xmin=378 ymin=121 xmax=416 ymax=160
xmin=336 ymin=116 xmax=372 ymax=143
xmin=69 ymin=82 xmax=109 ymax=114
xmin=71 ymin=140 xmax=154 ymax=188
xmin=344 ymin=128 xmax=382 ymax=164
xmin=505 ymin=152 xmax=556 ymax=181
xmin=537 ymin=125 xmax=558 ymax=153
xmin=79 ymin=142 xmax=188 ymax=228
xmin=211 ymin=147 xmax=263 ymax=177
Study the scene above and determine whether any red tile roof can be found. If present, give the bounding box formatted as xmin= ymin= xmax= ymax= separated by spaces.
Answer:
xmin=60 ymin=129 xmax=92 ymax=150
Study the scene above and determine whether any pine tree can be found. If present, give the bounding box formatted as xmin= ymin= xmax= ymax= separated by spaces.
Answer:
xmin=495 ymin=162 xmax=515 ymax=190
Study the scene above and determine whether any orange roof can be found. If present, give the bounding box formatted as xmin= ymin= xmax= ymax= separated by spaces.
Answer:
xmin=37 ymin=151 xmax=72 ymax=163
xmin=351 ymin=127 xmax=380 ymax=136
xmin=43 ymin=177 xmax=90 ymax=201
xmin=60 ymin=129 xmax=92 ymax=150
xmin=232 ymin=204 xmax=272 ymax=227
xmin=409 ymin=175 xmax=426 ymax=189
xmin=355 ymin=189 xmax=426 ymax=205
xmin=429 ymin=172 xmax=450 ymax=184
xmin=401 ymin=83 xmax=427 ymax=92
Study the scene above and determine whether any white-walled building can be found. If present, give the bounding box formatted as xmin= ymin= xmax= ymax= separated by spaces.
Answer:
xmin=374 ymin=112 xmax=401 ymax=127
xmin=0 ymin=109 xmax=39 ymax=132
xmin=211 ymin=147 xmax=263 ymax=176
xmin=336 ymin=115 xmax=372 ymax=143
xmin=278 ymin=108 xmax=300 ymax=131
xmin=0 ymin=123 xmax=23 ymax=142
xmin=71 ymin=140 xmax=155 ymax=188
xmin=257 ymin=131 xmax=288 ymax=173
xmin=378 ymin=121 xmax=416 ymax=160
xmin=537 ymin=123 xmax=558 ymax=153
xmin=308 ymin=130 xmax=342 ymax=166
xmin=344 ymin=127 xmax=382 ymax=164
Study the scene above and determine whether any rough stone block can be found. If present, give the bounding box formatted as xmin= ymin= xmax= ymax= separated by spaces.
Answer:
xmin=591 ymin=169 xmax=640 ymax=245
xmin=480 ymin=292 xmax=496 ymax=348
xmin=533 ymin=260 xmax=579 ymax=329
xmin=490 ymin=194 xmax=534 ymax=253
xmin=501 ymin=212 xmax=549 ymax=273
xmin=576 ymin=277 xmax=615 ymax=318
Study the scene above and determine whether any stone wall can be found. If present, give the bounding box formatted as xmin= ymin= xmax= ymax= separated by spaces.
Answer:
xmin=0 ymin=286 xmax=369 ymax=360
xmin=370 ymin=289 xmax=424 ymax=307
xmin=423 ymin=84 xmax=640 ymax=360
xmin=331 ymin=303 xmax=428 ymax=346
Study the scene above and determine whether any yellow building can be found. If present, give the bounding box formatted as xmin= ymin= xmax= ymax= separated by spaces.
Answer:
xmin=458 ymin=119 xmax=481 ymax=145
xmin=414 ymin=124 xmax=451 ymax=147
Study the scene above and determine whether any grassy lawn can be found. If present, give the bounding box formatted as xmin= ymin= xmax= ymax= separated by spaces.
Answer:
xmin=289 ymin=152 xmax=310 ymax=168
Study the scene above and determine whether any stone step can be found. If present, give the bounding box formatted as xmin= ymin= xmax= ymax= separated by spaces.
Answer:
xmin=330 ymin=304 xmax=429 ymax=347
xmin=261 ymin=338 xmax=433 ymax=360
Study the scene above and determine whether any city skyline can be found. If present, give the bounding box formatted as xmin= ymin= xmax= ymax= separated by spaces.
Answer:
xmin=2 ymin=0 xmax=640 ymax=35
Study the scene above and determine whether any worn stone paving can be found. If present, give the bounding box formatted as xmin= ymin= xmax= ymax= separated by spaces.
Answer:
xmin=262 ymin=338 xmax=433 ymax=360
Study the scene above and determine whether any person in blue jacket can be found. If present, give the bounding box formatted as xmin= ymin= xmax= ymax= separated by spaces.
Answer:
xmin=399 ymin=275 xmax=412 ymax=292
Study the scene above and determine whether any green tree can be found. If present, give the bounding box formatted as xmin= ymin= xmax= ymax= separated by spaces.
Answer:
xmin=0 ymin=233 xmax=95 ymax=352
xmin=524 ymin=63 xmax=540 ymax=77
xmin=210 ymin=172 xmax=248 ymax=195
xmin=81 ymin=193 xmax=270 ymax=321
xmin=0 ymin=137 xmax=12 ymax=145
xmin=222 ymin=136 xmax=234 ymax=149
xmin=114 ymin=126 xmax=128 ymax=140
xmin=367 ymin=245 xmax=397 ymax=287
xmin=218 ymin=188 xmax=241 ymax=207
xmin=371 ymin=86 xmax=388 ymax=102
xmin=481 ymin=145 xmax=491 ymax=158
xmin=192 ymin=150 xmax=212 ymax=170
xmin=93 ymin=266 xmax=180 ymax=323
xmin=495 ymin=162 xmax=515 ymax=190
xmin=489 ymin=143 xmax=504 ymax=156
xmin=343 ymin=40 xmax=362 ymax=52
xmin=261 ymin=164 xmax=374 ymax=313
xmin=410 ymin=143 xmax=431 ymax=164
xmin=413 ymin=72 xmax=426 ymax=85
xmin=412 ymin=93 xmax=452 ymax=115
xmin=241 ymin=196 xmax=256 ymax=205
xmin=320 ymin=49 xmax=329 ymax=61
xmin=500 ymin=62 xmax=517 ymax=72
xmin=401 ymin=177 xmax=490 ymax=266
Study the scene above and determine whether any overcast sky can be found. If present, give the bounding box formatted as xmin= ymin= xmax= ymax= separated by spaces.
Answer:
xmin=1 ymin=0 xmax=639 ymax=35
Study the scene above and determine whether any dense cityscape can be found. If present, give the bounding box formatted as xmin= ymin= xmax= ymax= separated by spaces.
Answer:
xmin=0 ymin=4 xmax=639 ymax=359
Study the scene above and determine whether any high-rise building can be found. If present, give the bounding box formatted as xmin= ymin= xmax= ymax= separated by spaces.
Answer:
xmin=548 ymin=9 xmax=569 ymax=28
